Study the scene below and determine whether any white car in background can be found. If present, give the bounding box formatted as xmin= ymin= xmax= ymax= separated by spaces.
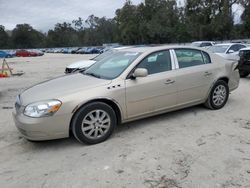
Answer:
xmin=65 ymin=46 xmax=133 ymax=73
xmin=208 ymin=43 xmax=247 ymax=61
xmin=191 ymin=41 xmax=216 ymax=48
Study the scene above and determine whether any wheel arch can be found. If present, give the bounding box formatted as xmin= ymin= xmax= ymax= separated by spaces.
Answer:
xmin=69 ymin=98 xmax=123 ymax=133
xmin=205 ymin=76 xmax=229 ymax=101
xmin=217 ymin=76 xmax=229 ymax=84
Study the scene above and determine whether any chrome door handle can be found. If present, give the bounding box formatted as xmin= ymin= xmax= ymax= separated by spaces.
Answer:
xmin=165 ymin=79 xmax=175 ymax=85
xmin=204 ymin=72 xmax=212 ymax=76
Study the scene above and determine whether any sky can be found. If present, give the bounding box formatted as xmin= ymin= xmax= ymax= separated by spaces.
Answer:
xmin=0 ymin=0 xmax=142 ymax=32
xmin=0 ymin=0 xmax=244 ymax=32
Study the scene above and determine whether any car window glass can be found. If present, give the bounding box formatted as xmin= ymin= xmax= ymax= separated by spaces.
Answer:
xmin=85 ymin=51 xmax=141 ymax=79
xmin=136 ymin=50 xmax=172 ymax=75
xmin=175 ymin=49 xmax=205 ymax=68
xmin=228 ymin=44 xmax=245 ymax=52
xmin=201 ymin=43 xmax=212 ymax=47
xmin=237 ymin=45 xmax=246 ymax=51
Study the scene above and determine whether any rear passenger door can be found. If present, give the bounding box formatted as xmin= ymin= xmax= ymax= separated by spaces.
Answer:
xmin=173 ymin=48 xmax=216 ymax=105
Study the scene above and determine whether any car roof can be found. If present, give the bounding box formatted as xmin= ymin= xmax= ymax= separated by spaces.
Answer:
xmin=192 ymin=41 xmax=214 ymax=43
xmin=119 ymin=45 xmax=207 ymax=53
xmin=214 ymin=43 xmax=244 ymax=46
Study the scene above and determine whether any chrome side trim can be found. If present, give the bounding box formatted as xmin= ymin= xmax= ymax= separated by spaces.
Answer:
xmin=170 ymin=49 xmax=179 ymax=69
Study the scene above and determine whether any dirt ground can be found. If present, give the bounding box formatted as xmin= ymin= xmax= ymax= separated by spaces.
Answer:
xmin=0 ymin=54 xmax=250 ymax=188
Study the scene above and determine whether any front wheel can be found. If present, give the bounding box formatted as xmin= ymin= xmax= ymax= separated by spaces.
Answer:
xmin=205 ymin=80 xmax=229 ymax=110
xmin=72 ymin=102 xmax=117 ymax=144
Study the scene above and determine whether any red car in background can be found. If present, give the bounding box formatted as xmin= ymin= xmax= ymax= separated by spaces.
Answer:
xmin=15 ymin=50 xmax=38 ymax=57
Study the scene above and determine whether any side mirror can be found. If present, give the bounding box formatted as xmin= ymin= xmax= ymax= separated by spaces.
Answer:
xmin=132 ymin=68 xmax=148 ymax=78
xmin=228 ymin=50 xmax=235 ymax=54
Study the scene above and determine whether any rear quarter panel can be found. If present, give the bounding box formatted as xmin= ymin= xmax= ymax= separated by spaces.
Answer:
xmin=210 ymin=53 xmax=240 ymax=92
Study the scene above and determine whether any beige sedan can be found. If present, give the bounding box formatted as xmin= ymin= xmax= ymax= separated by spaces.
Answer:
xmin=13 ymin=46 xmax=240 ymax=144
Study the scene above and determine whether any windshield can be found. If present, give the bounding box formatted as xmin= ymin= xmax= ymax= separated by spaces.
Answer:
xmin=208 ymin=45 xmax=229 ymax=53
xmin=93 ymin=49 xmax=116 ymax=61
xmin=191 ymin=42 xmax=201 ymax=47
xmin=84 ymin=51 xmax=141 ymax=79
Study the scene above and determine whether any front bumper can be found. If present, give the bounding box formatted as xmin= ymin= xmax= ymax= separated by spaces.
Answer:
xmin=12 ymin=111 xmax=70 ymax=141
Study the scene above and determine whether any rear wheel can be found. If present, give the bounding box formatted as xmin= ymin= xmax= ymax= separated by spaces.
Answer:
xmin=72 ymin=102 xmax=117 ymax=144
xmin=239 ymin=70 xmax=249 ymax=78
xmin=205 ymin=80 xmax=229 ymax=110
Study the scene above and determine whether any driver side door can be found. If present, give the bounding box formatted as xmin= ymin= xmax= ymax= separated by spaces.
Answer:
xmin=125 ymin=50 xmax=178 ymax=119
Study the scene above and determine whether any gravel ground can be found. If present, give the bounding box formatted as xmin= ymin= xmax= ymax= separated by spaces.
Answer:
xmin=0 ymin=54 xmax=250 ymax=188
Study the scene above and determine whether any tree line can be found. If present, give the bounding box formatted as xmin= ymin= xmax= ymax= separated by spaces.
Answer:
xmin=0 ymin=0 xmax=250 ymax=49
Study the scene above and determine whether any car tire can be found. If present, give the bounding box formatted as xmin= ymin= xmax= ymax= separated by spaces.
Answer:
xmin=239 ymin=71 xmax=249 ymax=78
xmin=205 ymin=80 xmax=229 ymax=110
xmin=72 ymin=102 xmax=117 ymax=144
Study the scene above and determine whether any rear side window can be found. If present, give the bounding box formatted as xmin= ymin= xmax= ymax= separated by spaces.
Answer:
xmin=175 ymin=49 xmax=205 ymax=68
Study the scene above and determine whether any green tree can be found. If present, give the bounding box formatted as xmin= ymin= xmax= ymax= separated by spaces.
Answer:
xmin=0 ymin=25 xmax=9 ymax=49
xmin=46 ymin=22 xmax=79 ymax=47
xmin=11 ymin=24 xmax=45 ymax=48
xmin=115 ymin=0 xmax=141 ymax=44
xmin=241 ymin=1 xmax=250 ymax=37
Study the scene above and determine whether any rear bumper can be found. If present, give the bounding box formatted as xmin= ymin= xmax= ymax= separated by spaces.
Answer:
xmin=228 ymin=70 xmax=240 ymax=92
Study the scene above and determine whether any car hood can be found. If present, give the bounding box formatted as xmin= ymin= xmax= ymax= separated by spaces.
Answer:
xmin=20 ymin=73 xmax=111 ymax=106
xmin=67 ymin=60 xmax=96 ymax=69
xmin=215 ymin=53 xmax=240 ymax=61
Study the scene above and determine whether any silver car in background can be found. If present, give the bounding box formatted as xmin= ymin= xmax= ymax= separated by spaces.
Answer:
xmin=13 ymin=46 xmax=240 ymax=144
xmin=208 ymin=43 xmax=247 ymax=61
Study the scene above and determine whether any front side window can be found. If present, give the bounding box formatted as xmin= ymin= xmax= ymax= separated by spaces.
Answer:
xmin=175 ymin=49 xmax=206 ymax=68
xmin=228 ymin=44 xmax=246 ymax=53
xmin=84 ymin=51 xmax=141 ymax=79
xmin=136 ymin=50 xmax=172 ymax=75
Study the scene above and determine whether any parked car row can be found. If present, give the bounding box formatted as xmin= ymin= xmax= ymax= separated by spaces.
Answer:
xmin=44 ymin=46 xmax=105 ymax=54
xmin=0 ymin=49 xmax=44 ymax=58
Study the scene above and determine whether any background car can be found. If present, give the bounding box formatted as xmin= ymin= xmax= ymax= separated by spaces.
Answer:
xmin=0 ymin=50 xmax=14 ymax=58
xmin=30 ymin=49 xmax=44 ymax=56
xmin=15 ymin=49 xmax=38 ymax=57
xmin=207 ymin=43 xmax=246 ymax=61
xmin=191 ymin=41 xmax=216 ymax=48
xmin=65 ymin=46 xmax=133 ymax=73
xmin=238 ymin=47 xmax=250 ymax=78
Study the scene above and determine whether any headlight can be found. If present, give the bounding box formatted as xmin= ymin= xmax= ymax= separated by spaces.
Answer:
xmin=24 ymin=100 xmax=62 ymax=118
